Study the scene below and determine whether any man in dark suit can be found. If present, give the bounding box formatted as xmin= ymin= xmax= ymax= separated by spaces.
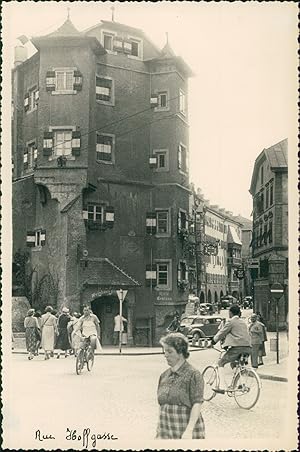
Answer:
xmin=211 ymin=304 xmax=251 ymax=393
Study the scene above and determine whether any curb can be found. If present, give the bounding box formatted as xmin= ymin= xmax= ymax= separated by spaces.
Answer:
xmin=258 ymin=373 xmax=288 ymax=383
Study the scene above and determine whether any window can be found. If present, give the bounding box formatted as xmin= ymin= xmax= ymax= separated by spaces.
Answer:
xmin=96 ymin=76 xmax=114 ymax=104
xmin=26 ymin=230 xmax=46 ymax=248
xmin=153 ymin=149 xmax=169 ymax=172
xmin=260 ymin=166 xmax=264 ymax=185
xmin=127 ymin=37 xmax=142 ymax=59
xmin=268 ymin=220 xmax=273 ymax=243
xmin=28 ymin=88 xmax=38 ymax=112
xmin=178 ymin=210 xmax=187 ymax=231
xmin=157 ymin=262 xmax=170 ymax=288
xmin=179 ymin=89 xmax=186 ymax=115
xmin=156 ymin=210 xmax=169 ymax=234
xmin=178 ymin=261 xmax=188 ymax=281
xmin=54 ymin=130 xmax=72 ymax=156
xmin=265 ymin=184 xmax=269 ymax=209
xmin=24 ymin=141 xmax=37 ymax=171
xmin=88 ymin=204 xmax=104 ymax=223
xmin=56 ymin=70 xmax=74 ymax=91
xmin=103 ymin=33 xmax=114 ymax=51
xmin=96 ymin=133 xmax=114 ymax=163
xmin=178 ymin=143 xmax=187 ymax=173
xmin=270 ymin=182 xmax=274 ymax=206
xmin=158 ymin=92 xmax=168 ymax=109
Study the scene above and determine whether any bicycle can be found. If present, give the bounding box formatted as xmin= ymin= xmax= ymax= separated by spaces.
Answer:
xmin=202 ymin=347 xmax=261 ymax=409
xmin=75 ymin=336 xmax=95 ymax=375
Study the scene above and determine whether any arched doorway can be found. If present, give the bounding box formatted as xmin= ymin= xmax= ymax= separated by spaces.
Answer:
xmin=232 ymin=291 xmax=239 ymax=300
xmin=207 ymin=290 xmax=212 ymax=303
xmin=200 ymin=292 xmax=205 ymax=303
xmin=214 ymin=292 xmax=218 ymax=303
xmin=91 ymin=293 xmax=128 ymax=345
xmin=220 ymin=290 xmax=224 ymax=299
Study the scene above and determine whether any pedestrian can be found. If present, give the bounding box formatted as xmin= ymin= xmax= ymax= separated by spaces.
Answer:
xmin=56 ymin=307 xmax=72 ymax=358
xmin=257 ymin=314 xmax=267 ymax=366
xmin=248 ymin=313 xmax=264 ymax=369
xmin=68 ymin=312 xmax=82 ymax=357
xmin=113 ymin=313 xmax=127 ymax=346
xmin=34 ymin=310 xmax=42 ymax=355
xmin=156 ymin=332 xmax=205 ymax=439
xmin=41 ymin=305 xmax=58 ymax=360
xmin=166 ymin=313 xmax=180 ymax=333
xmin=24 ymin=308 xmax=41 ymax=360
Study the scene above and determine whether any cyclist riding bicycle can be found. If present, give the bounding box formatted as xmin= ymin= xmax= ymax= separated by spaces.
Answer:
xmin=78 ymin=305 xmax=101 ymax=351
xmin=210 ymin=304 xmax=251 ymax=394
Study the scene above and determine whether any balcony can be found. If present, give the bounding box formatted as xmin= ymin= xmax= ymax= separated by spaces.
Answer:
xmin=227 ymin=257 xmax=242 ymax=267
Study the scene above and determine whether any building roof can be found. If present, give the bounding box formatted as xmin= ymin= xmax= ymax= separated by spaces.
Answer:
xmin=249 ymin=138 xmax=288 ymax=195
xmin=227 ymin=225 xmax=242 ymax=245
xmin=81 ymin=258 xmax=140 ymax=288
xmin=31 ymin=18 xmax=106 ymax=55
xmin=233 ymin=215 xmax=252 ymax=230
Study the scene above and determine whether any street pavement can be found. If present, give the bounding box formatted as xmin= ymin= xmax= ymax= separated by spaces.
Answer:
xmin=3 ymin=348 xmax=296 ymax=450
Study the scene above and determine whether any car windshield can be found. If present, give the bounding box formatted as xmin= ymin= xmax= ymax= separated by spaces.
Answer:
xmin=180 ymin=318 xmax=194 ymax=326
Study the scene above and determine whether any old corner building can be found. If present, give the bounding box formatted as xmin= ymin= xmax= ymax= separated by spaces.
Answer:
xmin=11 ymin=17 xmax=194 ymax=345
xmin=249 ymin=139 xmax=288 ymax=331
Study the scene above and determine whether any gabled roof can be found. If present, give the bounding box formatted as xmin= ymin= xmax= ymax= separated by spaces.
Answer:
xmin=249 ymin=139 xmax=288 ymax=195
xmin=227 ymin=225 xmax=242 ymax=245
xmin=81 ymin=258 xmax=140 ymax=288
xmin=161 ymin=42 xmax=176 ymax=58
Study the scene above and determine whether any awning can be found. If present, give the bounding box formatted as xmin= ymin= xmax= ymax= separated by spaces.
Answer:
xmin=80 ymin=257 xmax=140 ymax=288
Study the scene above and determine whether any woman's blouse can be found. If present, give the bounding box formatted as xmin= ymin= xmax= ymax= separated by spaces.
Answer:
xmin=79 ymin=314 xmax=100 ymax=337
xmin=157 ymin=361 xmax=204 ymax=408
xmin=24 ymin=316 xmax=39 ymax=329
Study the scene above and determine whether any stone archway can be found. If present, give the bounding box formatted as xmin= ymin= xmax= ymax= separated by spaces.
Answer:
xmin=200 ymin=292 xmax=205 ymax=303
xmin=207 ymin=290 xmax=212 ymax=303
xmin=220 ymin=290 xmax=224 ymax=299
xmin=214 ymin=292 xmax=218 ymax=303
xmin=91 ymin=293 xmax=128 ymax=346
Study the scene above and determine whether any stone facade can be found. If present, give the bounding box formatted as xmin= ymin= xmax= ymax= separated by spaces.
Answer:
xmin=12 ymin=18 xmax=193 ymax=344
xmin=249 ymin=139 xmax=288 ymax=330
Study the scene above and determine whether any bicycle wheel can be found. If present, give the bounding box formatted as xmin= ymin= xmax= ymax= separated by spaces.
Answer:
xmin=233 ymin=368 xmax=261 ymax=409
xmin=202 ymin=366 xmax=218 ymax=401
xmin=86 ymin=348 xmax=94 ymax=371
xmin=76 ymin=349 xmax=84 ymax=375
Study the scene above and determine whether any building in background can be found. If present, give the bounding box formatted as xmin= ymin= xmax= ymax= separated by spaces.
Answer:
xmin=11 ymin=16 xmax=194 ymax=345
xmin=249 ymin=138 xmax=288 ymax=330
xmin=233 ymin=215 xmax=253 ymax=299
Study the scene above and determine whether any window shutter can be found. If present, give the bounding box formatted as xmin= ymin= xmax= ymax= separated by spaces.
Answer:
xmin=43 ymin=131 xmax=53 ymax=156
xmin=40 ymin=229 xmax=46 ymax=246
xmin=72 ymin=131 xmax=81 ymax=156
xmin=146 ymin=264 xmax=157 ymax=287
xmin=96 ymin=77 xmax=111 ymax=102
xmin=113 ymin=36 xmax=123 ymax=52
xmin=82 ymin=208 xmax=88 ymax=220
xmin=146 ymin=212 xmax=157 ymax=235
xmin=150 ymin=95 xmax=159 ymax=108
xmin=33 ymin=147 xmax=38 ymax=162
xmin=149 ymin=156 xmax=157 ymax=169
xmin=177 ymin=211 xmax=182 ymax=233
xmin=26 ymin=231 xmax=36 ymax=247
xmin=177 ymin=264 xmax=181 ymax=283
xmin=105 ymin=206 xmax=115 ymax=228
xmin=73 ymin=70 xmax=83 ymax=91
xmin=35 ymin=90 xmax=39 ymax=102
xmin=123 ymin=40 xmax=132 ymax=54
xmin=178 ymin=145 xmax=182 ymax=169
xmin=23 ymin=148 xmax=29 ymax=170
xmin=24 ymin=93 xmax=29 ymax=111
xmin=46 ymin=71 xmax=56 ymax=92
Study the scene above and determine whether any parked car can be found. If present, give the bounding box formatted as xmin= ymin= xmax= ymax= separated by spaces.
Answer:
xmin=179 ymin=315 xmax=225 ymax=343
xmin=242 ymin=296 xmax=253 ymax=309
xmin=220 ymin=295 xmax=238 ymax=309
xmin=198 ymin=303 xmax=216 ymax=315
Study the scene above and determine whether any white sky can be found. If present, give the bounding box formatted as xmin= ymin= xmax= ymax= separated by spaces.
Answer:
xmin=3 ymin=1 xmax=298 ymax=218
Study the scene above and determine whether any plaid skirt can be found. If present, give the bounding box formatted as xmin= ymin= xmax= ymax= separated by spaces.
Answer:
xmin=156 ymin=404 xmax=205 ymax=439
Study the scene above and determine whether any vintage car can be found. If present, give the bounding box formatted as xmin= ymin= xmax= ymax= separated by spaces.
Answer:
xmin=179 ymin=315 xmax=225 ymax=343
xmin=220 ymin=295 xmax=238 ymax=309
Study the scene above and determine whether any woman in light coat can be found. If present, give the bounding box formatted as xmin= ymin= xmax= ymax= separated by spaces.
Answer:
xmin=248 ymin=314 xmax=264 ymax=369
xmin=41 ymin=305 xmax=58 ymax=360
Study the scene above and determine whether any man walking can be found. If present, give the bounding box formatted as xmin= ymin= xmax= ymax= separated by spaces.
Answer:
xmin=113 ymin=313 xmax=127 ymax=346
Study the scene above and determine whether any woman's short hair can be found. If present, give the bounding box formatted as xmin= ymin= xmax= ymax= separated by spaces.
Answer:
xmin=27 ymin=308 xmax=35 ymax=317
xmin=160 ymin=332 xmax=190 ymax=359
xmin=44 ymin=305 xmax=53 ymax=313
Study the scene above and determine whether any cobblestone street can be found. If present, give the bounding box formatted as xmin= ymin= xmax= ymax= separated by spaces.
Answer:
xmin=3 ymin=349 xmax=295 ymax=450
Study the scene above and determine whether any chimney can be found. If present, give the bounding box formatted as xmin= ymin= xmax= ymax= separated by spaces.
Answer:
xmin=14 ymin=45 xmax=28 ymax=67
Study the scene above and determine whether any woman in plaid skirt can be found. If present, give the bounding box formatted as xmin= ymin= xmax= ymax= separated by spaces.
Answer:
xmin=156 ymin=332 xmax=205 ymax=439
